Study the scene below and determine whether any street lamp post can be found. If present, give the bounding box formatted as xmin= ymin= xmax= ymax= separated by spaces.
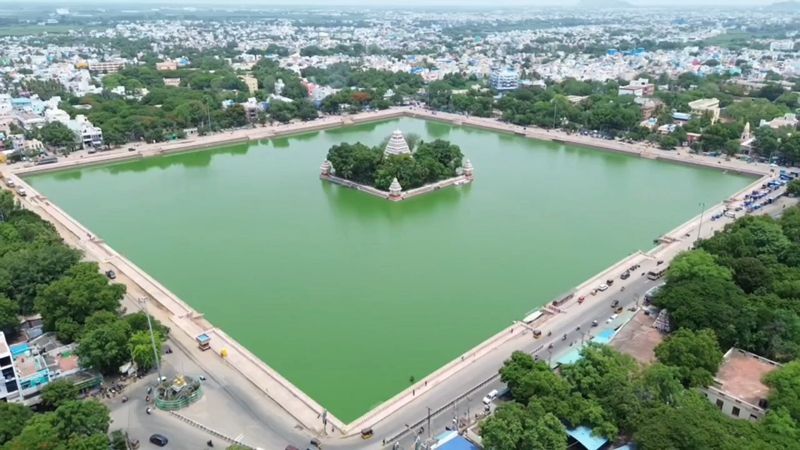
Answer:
xmin=695 ymin=201 xmax=706 ymax=245
xmin=137 ymin=298 xmax=162 ymax=382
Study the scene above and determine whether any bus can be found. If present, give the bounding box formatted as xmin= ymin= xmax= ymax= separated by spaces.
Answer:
xmin=646 ymin=267 xmax=668 ymax=281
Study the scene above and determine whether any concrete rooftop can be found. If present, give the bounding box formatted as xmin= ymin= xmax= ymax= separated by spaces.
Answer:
xmin=716 ymin=349 xmax=781 ymax=406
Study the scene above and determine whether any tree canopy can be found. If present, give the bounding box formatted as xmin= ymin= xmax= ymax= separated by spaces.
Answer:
xmin=326 ymin=138 xmax=465 ymax=190
xmin=652 ymin=208 xmax=800 ymax=362
xmin=654 ymin=328 xmax=724 ymax=387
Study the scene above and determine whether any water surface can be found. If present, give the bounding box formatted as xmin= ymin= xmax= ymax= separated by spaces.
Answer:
xmin=27 ymin=118 xmax=753 ymax=421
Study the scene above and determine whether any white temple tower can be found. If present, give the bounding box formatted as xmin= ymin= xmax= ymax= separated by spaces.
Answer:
xmin=462 ymin=159 xmax=474 ymax=180
xmin=320 ymin=160 xmax=332 ymax=176
xmin=384 ymin=130 xmax=412 ymax=157
xmin=388 ymin=177 xmax=403 ymax=198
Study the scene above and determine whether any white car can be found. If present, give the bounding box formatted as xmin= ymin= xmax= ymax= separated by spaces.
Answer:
xmin=482 ymin=389 xmax=498 ymax=405
xmin=598 ymin=284 xmax=609 ymax=292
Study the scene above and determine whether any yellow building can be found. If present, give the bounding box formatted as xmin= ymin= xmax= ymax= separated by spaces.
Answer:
xmin=689 ymin=98 xmax=721 ymax=124
xmin=241 ymin=75 xmax=259 ymax=94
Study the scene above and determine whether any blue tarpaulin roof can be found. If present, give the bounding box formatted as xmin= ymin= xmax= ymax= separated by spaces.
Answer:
xmin=567 ymin=426 xmax=608 ymax=450
xmin=556 ymin=348 xmax=583 ymax=366
xmin=10 ymin=343 xmax=30 ymax=357
xmin=592 ymin=329 xmax=615 ymax=344
xmin=436 ymin=436 xmax=479 ymax=450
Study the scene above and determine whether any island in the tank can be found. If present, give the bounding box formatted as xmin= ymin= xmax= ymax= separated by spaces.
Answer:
xmin=320 ymin=129 xmax=474 ymax=201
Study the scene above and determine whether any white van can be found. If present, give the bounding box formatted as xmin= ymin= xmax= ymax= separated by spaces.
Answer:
xmin=482 ymin=389 xmax=498 ymax=405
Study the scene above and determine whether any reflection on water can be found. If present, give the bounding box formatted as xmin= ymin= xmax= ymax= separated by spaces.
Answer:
xmin=425 ymin=121 xmax=450 ymax=138
xmin=325 ymin=120 xmax=384 ymax=136
xmin=51 ymin=170 xmax=83 ymax=182
xmin=288 ymin=131 xmax=321 ymax=142
xmin=320 ymin=180 xmax=470 ymax=225
xmin=104 ymin=143 xmax=252 ymax=175
xmin=272 ymin=138 xmax=291 ymax=148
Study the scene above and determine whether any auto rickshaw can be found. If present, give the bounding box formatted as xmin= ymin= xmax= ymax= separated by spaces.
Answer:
xmin=360 ymin=428 xmax=374 ymax=440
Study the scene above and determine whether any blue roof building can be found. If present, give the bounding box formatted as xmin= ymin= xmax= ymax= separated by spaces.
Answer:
xmin=432 ymin=434 xmax=479 ymax=450
xmin=567 ymin=426 xmax=609 ymax=450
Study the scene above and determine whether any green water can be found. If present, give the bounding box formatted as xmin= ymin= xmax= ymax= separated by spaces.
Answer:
xmin=26 ymin=118 xmax=753 ymax=421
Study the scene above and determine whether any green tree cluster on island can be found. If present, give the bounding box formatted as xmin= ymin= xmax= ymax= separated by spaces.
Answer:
xmin=326 ymin=139 xmax=464 ymax=190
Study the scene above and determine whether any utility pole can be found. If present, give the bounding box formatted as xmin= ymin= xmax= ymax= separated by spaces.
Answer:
xmin=138 ymin=298 xmax=162 ymax=382
xmin=427 ymin=407 xmax=431 ymax=440
xmin=695 ymin=201 xmax=706 ymax=245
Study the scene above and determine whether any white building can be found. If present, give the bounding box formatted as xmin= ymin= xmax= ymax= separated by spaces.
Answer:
xmin=702 ymin=348 xmax=781 ymax=421
xmin=0 ymin=332 xmax=21 ymax=402
xmin=770 ymin=41 xmax=795 ymax=52
xmin=67 ymin=115 xmax=103 ymax=149
xmin=490 ymin=68 xmax=519 ymax=91
xmin=759 ymin=113 xmax=798 ymax=130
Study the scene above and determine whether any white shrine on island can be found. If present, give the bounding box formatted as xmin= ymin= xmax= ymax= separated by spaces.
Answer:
xmin=384 ymin=129 xmax=412 ymax=157
xmin=320 ymin=129 xmax=474 ymax=202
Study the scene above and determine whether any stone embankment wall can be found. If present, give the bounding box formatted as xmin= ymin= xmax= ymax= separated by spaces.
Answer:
xmin=321 ymin=174 xmax=472 ymax=201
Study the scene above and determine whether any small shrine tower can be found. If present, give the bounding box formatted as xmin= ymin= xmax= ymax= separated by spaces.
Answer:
xmin=388 ymin=177 xmax=403 ymax=199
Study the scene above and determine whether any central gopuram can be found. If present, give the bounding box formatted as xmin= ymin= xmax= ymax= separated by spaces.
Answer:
xmin=320 ymin=129 xmax=474 ymax=201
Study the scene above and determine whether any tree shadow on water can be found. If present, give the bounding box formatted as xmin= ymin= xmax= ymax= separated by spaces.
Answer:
xmin=319 ymin=180 xmax=471 ymax=226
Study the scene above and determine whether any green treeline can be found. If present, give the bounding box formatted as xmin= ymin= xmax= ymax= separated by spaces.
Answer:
xmin=326 ymin=139 xmax=464 ymax=190
xmin=484 ymin=205 xmax=800 ymax=450
xmin=0 ymin=189 xmax=169 ymax=449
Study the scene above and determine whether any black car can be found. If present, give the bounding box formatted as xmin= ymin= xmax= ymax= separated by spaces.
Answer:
xmin=149 ymin=434 xmax=168 ymax=447
xmin=611 ymin=300 xmax=620 ymax=308
xmin=620 ymin=271 xmax=630 ymax=280
xmin=105 ymin=270 xmax=116 ymax=279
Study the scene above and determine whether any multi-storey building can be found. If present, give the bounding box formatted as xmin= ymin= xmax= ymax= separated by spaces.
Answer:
xmin=0 ymin=332 xmax=20 ymax=402
xmin=490 ymin=68 xmax=519 ymax=91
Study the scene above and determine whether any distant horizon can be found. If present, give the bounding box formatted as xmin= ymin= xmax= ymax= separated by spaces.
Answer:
xmin=0 ymin=0 xmax=789 ymax=8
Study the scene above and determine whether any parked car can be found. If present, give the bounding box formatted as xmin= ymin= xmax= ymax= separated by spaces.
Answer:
xmin=611 ymin=300 xmax=620 ymax=308
xmin=620 ymin=271 xmax=630 ymax=280
xmin=482 ymin=389 xmax=499 ymax=404
xmin=15 ymin=187 xmax=26 ymax=197
xmin=598 ymin=284 xmax=609 ymax=292
xmin=105 ymin=270 xmax=116 ymax=279
xmin=149 ymin=434 xmax=168 ymax=447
